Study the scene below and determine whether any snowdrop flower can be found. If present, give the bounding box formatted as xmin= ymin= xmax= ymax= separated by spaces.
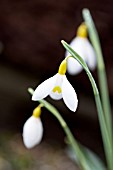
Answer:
xmin=23 ymin=105 xmax=43 ymax=149
xmin=65 ymin=23 xmax=96 ymax=75
xmin=32 ymin=59 xmax=78 ymax=112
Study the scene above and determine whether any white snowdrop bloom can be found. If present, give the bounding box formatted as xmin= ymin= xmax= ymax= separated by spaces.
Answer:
xmin=23 ymin=106 xmax=43 ymax=149
xmin=65 ymin=23 xmax=96 ymax=75
xmin=32 ymin=60 xmax=78 ymax=112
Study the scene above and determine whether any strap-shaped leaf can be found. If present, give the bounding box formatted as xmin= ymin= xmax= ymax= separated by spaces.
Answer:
xmin=61 ymin=40 xmax=88 ymax=71
xmin=67 ymin=145 xmax=106 ymax=170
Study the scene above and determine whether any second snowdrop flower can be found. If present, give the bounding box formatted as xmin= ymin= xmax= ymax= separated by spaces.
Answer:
xmin=23 ymin=105 xmax=43 ymax=149
xmin=65 ymin=23 xmax=96 ymax=75
xmin=32 ymin=59 xmax=78 ymax=112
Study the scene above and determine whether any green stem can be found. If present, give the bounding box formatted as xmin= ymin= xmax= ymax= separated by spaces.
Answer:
xmin=28 ymin=88 xmax=91 ymax=170
xmin=82 ymin=8 xmax=112 ymax=145
xmin=61 ymin=40 xmax=113 ymax=170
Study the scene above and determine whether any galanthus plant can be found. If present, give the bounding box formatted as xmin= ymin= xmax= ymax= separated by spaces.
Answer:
xmin=22 ymin=8 xmax=113 ymax=170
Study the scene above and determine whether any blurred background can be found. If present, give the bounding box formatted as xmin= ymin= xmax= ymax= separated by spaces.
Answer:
xmin=0 ymin=0 xmax=113 ymax=169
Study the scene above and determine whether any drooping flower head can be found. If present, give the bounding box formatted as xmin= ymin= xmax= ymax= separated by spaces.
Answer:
xmin=32 ymin=59 xmax=78 ymax=112
xmin=23 ymin=105 xmax=43 ymax=149
xmin=65 ymin=23 xmax=96 ymax=75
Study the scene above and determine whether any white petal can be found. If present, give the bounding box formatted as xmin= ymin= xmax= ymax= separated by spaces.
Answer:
xmin=23 ymin=116 xmax=43 ymax=149
xmin=50 ymin=91 xmax=62 ymax=100
xmin=62 ymin=76 xmax=78 ymax=112
xmin=67 ymin=57 xmax=83 ymax=75
xmin=84 ymin=39 xmax=96 ymax=70
xmin=49 ymin=74 xmax=63 ymax=100
xmin=65 ymin=37 xmax=86 ymax=75
xmin=65 ymin=37 xmax=86 ymax=59
xmin=32 ymin=74 xmax=58 ymax=101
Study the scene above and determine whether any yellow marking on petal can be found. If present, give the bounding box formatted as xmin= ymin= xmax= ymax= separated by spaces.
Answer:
xmin=52 ymin=86 xmax=62 ymax=93
xmin=33 ymin=106 xmax=41 ymax=118
xmin=58 ymin=59 xmax=67 ymax=75
xmin=77 ymin=23 xmax=87 ymax=38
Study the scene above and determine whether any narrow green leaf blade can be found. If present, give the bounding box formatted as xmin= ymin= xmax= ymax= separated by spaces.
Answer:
xmin=67 ymin=145 xmax=106 ymax=170
xmin=61 ymin=40 xmax=88 ymax=71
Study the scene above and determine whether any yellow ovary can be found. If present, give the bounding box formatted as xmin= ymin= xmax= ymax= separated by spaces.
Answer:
xmin=33 ymin=106 xmax=41 ymax=118
xmin=52 ymin=86 xmax=62 ymax=93
xmin=77 ymin=23 xmax=87 ymax=38
xmin=58 ymin=60 xmax=67 ymax=75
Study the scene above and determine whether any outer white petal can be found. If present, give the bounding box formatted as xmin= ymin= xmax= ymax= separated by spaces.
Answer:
xmin=62 ymin=76 xmax=78 ymax=112
xmin=49 ymin=73 xmax=63 ymax=100
xmin=67 ymin=57 xmax=83 ymax=75
xmin=65 ymin=37 xmax=86 ymax=75
xmin=23 ymin=116 xmax=43 ymax=149
xmin=84 ymin=39 xmax=96 ymax=70
xmin=32 ymin=74 xmax=58 ymax=101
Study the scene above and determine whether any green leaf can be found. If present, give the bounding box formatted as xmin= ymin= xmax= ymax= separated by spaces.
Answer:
xmin=61 ymin=40 xmax=88 ymax=71
xmin=61 ymin=41 xmax=112 ymax=170
xmin=67 ymin=145 xmax=106 ymax=170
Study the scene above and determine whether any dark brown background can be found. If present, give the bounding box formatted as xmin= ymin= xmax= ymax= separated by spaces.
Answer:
xmin=0 ymin=0 xmax=113 ymax=75
xmin=0 ymin=0 xmax=113 ymax=162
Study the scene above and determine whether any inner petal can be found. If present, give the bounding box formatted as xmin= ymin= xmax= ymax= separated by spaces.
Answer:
xmin=52 ymin=86 xmax=62 ymax=93
xmin=49 ymin=74 xmax=63 ymax=100
xmin=49 ymin=90 xmax=62 ymax=100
